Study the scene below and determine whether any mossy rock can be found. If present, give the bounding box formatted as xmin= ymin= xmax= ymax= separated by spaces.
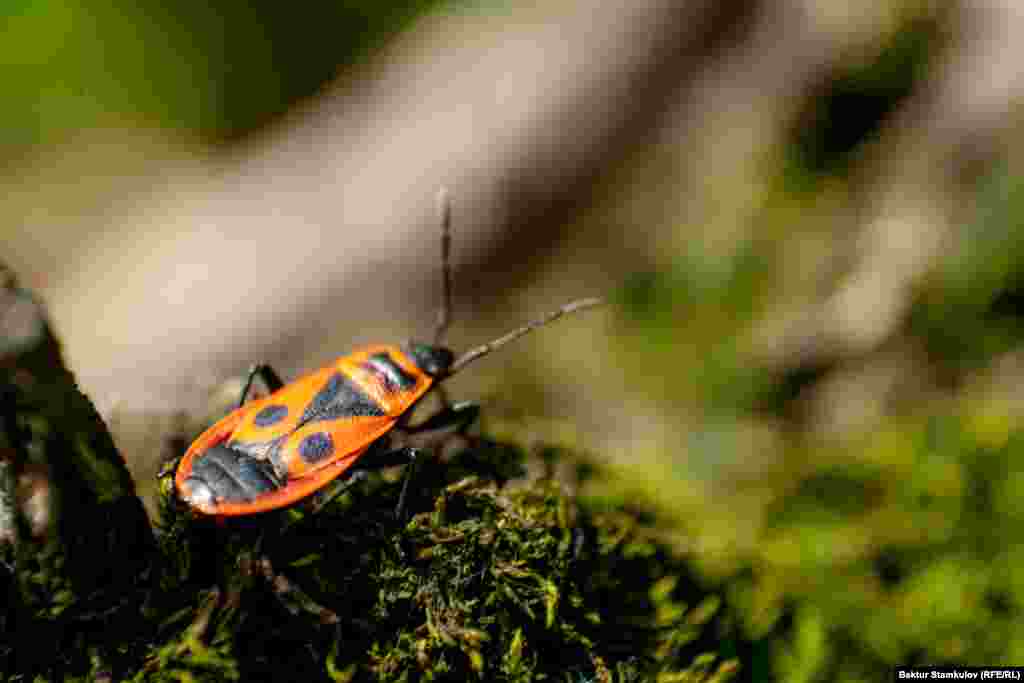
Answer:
xmin=143 ymin=440 xmax=741 ymax=682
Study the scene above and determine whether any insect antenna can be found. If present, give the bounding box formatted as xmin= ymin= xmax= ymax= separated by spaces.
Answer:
xmin=447 ymin=297 xmax=603 ymax=376
xmin=433 ymin=187 xmax=453 ymax=346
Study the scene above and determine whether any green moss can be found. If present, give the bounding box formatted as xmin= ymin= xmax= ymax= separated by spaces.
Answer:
xmin=735 ymin=416 xmax=1024 ymax=681
xmin=138 ymin=440 xmax=740 ymax=682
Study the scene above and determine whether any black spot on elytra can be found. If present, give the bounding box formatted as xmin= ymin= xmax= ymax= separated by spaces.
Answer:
xmin=253 ymin=404 xmax=288 ymax=427
xmin=300 ymin=372 xmax=385 ymax=422
xmin=299 ymin=431 xmax=334 ymax=463
xmin=362 ymin=352 xmax=416 ymax=391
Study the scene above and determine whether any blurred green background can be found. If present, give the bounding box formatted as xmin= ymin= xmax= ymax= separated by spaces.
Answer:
xmin=1 ymin=0 xmax=435 ymax=151
xmin=4 ymin=1 xmax=1024 ymax=681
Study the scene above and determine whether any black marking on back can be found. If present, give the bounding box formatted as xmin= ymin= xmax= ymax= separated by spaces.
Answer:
xmin=300 ymin=372 xmax=385 ymax=423
xmin=189 ymin=443 xmax=283 ymax=502
xmin=253 ymin=404 xmax=288 ymax=427
xmin=362 ymin=352 xmax=417 ymax=391
xmin=298 ymin=431 xmax=335 ymax=463
xmin=222 ymin=371 xmax=384 ymax=480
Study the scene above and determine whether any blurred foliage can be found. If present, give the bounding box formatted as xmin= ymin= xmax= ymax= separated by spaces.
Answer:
xmin=607 ymin=8 xmax=1024 ymax=681
xmin=911 ymin=163 xmax=1024 ymax=378
xmin=613 ymin=152 xmax=1024 ymax=679
xmin=615 ymin=235 xmax=776 ymax=419
xmin=732 ymin=415 xmax=1024 ymax=681
xmin=785 ymin=12 xmax=947 ymax=188
xmin=0 ymin=0 xmax=440 ymax=159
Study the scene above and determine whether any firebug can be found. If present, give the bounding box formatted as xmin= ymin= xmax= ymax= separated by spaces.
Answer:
xmin=170 ymin=189 xmax=601 ymax=521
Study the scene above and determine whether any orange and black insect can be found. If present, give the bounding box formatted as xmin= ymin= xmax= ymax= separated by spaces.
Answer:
xmin=172 ymin=190 xmax=601 ymax=518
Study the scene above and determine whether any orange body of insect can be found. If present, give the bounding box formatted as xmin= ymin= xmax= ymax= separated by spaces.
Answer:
xmin=175 ymin=344 xmax=444 ymax=516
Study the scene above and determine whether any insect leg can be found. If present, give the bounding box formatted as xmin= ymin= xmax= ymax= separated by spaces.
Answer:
xmin=156 ymin=411 xmax=189 ymax=485
xmin=433 ymin=187 xmax=453 ymax=347
xmin=308 ymin=447 xmax=425 ymax=523
xmin=239 ymin=554 xmax=339 ymax=626
xmin=307 ymin=441 xmax=425 ymax=521
xmin=433 ymin=188 xmax=454 ymax=410
xmin=237 ymin=364 xmax=285 ymax=408
xmin=301 ymin=448 xmax=423 ymax=560
xmin=405 ymin=401 xmax=479 ymax=436
xmin=362 ymin=446 xmax=423 ymax=562
xmin=435 ymin=385 xmax=453 ymax=411
xmin=306 ymin=470 xmax=370 ymax=517
xmin=346 ymin=446 xmax=424 ymax=524
xmin=384 ymin=447 xmax=422 ymax=525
